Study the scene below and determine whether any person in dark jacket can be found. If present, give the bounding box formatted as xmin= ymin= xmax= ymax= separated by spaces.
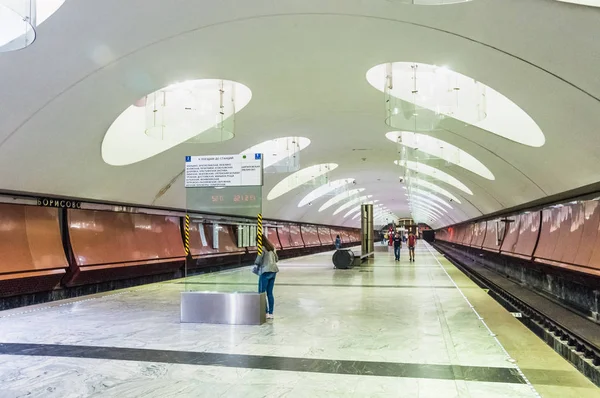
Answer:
xmin=393 ymin=232 xmax=402 ymax=261
xmin=335 ymin=235 xmax=341 ymax=249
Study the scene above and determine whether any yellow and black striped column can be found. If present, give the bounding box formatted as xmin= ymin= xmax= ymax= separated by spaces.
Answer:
xmin=184 ymin=214 xmax=191 ymax=255
xmin=257 ymin=213 xmax=263 ymax=255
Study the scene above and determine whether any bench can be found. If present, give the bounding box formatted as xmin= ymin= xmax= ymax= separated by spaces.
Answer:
xmin=332 ymin=249 xmax=374 ymax=269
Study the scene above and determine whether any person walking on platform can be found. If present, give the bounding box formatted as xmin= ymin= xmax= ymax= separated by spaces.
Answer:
xmin=393 ymin=232 xmax=402 ymax=261
xmin=335 ymin=234 xmax=342 ymax=249
xmin=254 ymin=237 xmax=280 ymax=319
xmin=408 ymin=232 xmax=417 ymax=262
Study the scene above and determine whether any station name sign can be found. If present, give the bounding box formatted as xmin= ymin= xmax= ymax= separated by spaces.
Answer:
xmin=184 ymin=154 xmax=263 ymax=188
xmin=37 ymin=197 xmax=82 ymax=209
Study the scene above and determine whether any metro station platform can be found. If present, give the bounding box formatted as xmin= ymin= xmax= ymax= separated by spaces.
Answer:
xmin=0 ymin=243 xmax=597 ymax=397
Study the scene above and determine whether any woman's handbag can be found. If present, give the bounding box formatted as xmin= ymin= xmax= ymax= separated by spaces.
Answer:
xmin=252 ymin=251 xmax=265 ymax=275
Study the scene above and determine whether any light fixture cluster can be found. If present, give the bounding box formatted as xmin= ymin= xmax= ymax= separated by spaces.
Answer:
xmin=102 ymin=79 xmax=252 ymax=166
xmin=0 ymin=0 xmax=65 ymax=52
xmin=267 ymin=163 xmax=337 ymax=201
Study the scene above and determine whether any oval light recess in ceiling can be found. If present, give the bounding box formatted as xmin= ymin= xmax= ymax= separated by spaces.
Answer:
xmin=406 ymin=187 xmax=453 ymax=209
xmin=408 ymin=178 xmax=462 ymax=203
xmin=409 ymin=198 xmax=444 ymax=215
xmin=267 ymin=163 xmax=338 ymax=200
xmin=333 ymin=195 xmax=373 ymax=216
xmin=413 ymin=211 xmax=439 ymax=223
xmin=412 ymin=207 xmax=440 ymax=220
xmin=411 ymin=204 xmax=443 ymax=218
xmin=102 ymin=79 xmax=252 ymax=166
xmin=343 ymin=200 xmax=379 ymax=218
xmin=319 ymin=188 xmax=365 ymax=212
xmin=386 ymin=131 xmax=494 ymax=180
xmin=352 ymin=202 xmax=382 ymax=220
xmin=396 ymin=160 xmax=472 ymax=195
xmin=298 ymin=178 xmax=355 ymax=208
xmin=388 ymin=0 xmax=473 ymax=4
xmin=212 ymin=137 xmax=311 ymax=190
xmin=557 ymin=1 xmax=600 ymax=6
xmin=366 ymin=63 xmax=545 ymax=147
xmin=409 ymin=195 xmax=448 ymax=213
xmin=243 ymin=137 xmax=311 ymax=169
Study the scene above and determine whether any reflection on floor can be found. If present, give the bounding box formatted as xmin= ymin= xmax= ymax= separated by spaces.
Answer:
xmin=0 ymin=243 xmax=597 ymax=397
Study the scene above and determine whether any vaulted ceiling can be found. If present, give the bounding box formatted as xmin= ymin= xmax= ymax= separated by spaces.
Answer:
xmin=0 ymin=0 xmax=599 ymax=228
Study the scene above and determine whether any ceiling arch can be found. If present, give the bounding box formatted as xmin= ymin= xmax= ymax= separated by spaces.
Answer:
xmin=0 ymin=1 xmax=599 ymax=229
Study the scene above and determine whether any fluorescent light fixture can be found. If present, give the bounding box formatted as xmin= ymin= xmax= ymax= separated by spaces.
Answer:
xmin=267 ymin=163 xmax=338 ymax=200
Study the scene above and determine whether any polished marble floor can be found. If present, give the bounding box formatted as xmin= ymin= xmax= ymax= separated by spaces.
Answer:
xmin=0 ymin=243 xmax=597 ymax=397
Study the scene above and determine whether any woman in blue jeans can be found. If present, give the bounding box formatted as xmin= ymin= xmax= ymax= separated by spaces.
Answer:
xmin=255 ymin=237 xmax=279 ymax=319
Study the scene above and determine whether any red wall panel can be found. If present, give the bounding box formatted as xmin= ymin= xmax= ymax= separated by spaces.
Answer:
xmin=69 ymin=209 xmax=185 ymax=266
xmin=289 ymin=225 xmax=304 ymax=247
xmin=0 ymin=204 xmax=67 ymax=275
xmin=267 ymin=226 xmax=282 ymax=250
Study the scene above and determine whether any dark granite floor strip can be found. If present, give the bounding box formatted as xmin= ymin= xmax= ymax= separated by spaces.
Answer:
xmin=0 ymin=342 xmax=525 ymax=384
xmin=175 ymin=282 xmax=457 ymax=288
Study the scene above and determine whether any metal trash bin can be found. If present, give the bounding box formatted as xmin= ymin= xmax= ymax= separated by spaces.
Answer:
xmin=333 ymin=249 xmax=355 ymax=269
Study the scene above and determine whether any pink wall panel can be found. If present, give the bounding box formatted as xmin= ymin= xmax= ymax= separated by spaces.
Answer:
xmin=512 ymin=211 xmax=541 ymax=258
xmin=301 ymin=225 xmax=320 ymax=246
xmin=318 ymin=227 xmax=333 ymax=244
xmin=534 ymin=208 xmax=564 ymax=262
xmin=462 ymin=224 xmax=474 ymax=246
xmin=500 ymin=216 xmax=520 ymax=254
xmin=470 ymin=221 xmax=487 ymax=248
xmin=575 ymin=200 xmax=600 ymax=268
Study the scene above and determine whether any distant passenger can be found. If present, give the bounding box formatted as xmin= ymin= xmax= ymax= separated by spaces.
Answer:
xmin=408 ymin=232 xmax=417 ymax=262
xmin=335 ymin=235 xmax=342 ymax=249
xmin=254 ymin=237 xmax=280 ymax=319
xmin=393 ymin=232 xmax=402 ymax=262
